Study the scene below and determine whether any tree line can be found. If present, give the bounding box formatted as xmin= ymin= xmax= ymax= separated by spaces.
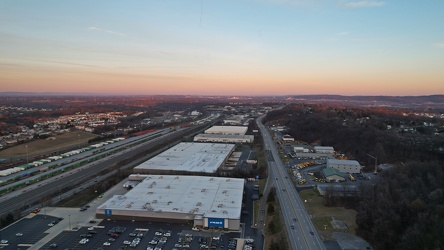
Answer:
xmin=264 ymin=104 xmax=444 ymax=249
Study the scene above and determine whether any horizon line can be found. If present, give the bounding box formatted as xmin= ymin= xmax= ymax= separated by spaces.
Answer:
xmin=1 ymin=92 xmax=443 ymax=98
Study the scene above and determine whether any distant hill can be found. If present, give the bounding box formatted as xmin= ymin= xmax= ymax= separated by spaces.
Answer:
xmin=282 ymin=95 xmax=444 ymax=109
xmin=0 ymin=92 xmax=106 ymax=96
xmin=1 ymin=92 xmax=443 ymax=109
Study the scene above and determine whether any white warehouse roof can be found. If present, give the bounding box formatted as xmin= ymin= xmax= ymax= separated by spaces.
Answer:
xmin=327 ymin=159 xmax=360 ymax=166
xmin=133 ymin=142 xmax=235 ymax=173
xmin=98 ymin=175 xmax=244 ymax=219
xmin=314 ymin=146 xmax=334 ymax=151
xmin=204 ymin=126 xmax=248 ymax=135
xmin=194 ymin=134 xmax=254 ymax=143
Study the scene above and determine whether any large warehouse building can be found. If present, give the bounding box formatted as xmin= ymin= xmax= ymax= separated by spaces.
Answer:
xmin=204 ymin=126 xmax=248 ymax=135
xmin=96 ymin=175 xmax=245 ymax=230
xmin=327 ymin=159 xmax=362 ymax=174
xmin=193 ymin=134 xmax=254 ymax=143
xmin=133 ymin=142 xmax=235 ymax=175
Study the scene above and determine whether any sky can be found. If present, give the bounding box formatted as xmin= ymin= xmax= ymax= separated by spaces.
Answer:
xmin=0 ymin=0 xmax=443 ymax=96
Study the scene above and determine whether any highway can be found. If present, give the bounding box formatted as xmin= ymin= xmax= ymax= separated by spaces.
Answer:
xmin=257 ymin=116 xmax=326 ymax=250
xmin=0 ymin=124 xmax=211 ymax=218
xmin=0 ymin=128 xmax=173 ymax=188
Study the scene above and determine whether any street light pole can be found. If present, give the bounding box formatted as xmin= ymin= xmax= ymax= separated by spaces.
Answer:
xmin=25 ymin=145 xmax=29 ymax=164
xmin=68 ymin=214 xmax=71 ymax=230
xmin=367 ymin=154 xmax=378 ymax=174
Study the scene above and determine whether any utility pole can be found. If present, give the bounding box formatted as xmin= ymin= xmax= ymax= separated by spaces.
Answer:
xmin=25 ymin=145 xmax=29 ymax=164
xmin=367 ymin=154 xmax=377 ymax=174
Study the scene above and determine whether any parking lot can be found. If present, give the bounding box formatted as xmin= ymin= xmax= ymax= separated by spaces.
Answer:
xmin=0 ymin=214 xmax=246 ymax=250
xmin=0 ymin=170 xmax=259 ymax=250
xmin=0 ymin=214 xmax=62 ymax=248
xmin=41 ymin=219 xmax=242 ymax=250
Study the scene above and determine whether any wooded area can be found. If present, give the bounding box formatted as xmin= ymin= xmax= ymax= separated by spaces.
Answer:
xmin=264 ymin=104 xmax=444 ymax=249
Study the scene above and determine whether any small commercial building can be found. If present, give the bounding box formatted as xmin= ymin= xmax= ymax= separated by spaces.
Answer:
xmin=282 ymin=134 xmax=294 ymax=142
xmin=294 ymin=152 xmax=333 ymax=160
xmin=294 ymin=147 xmax=309 ymax=153
xmin=314 ymin=146 xmax=334 ymax=154
xmin=96 ymin=175 xmax=244 ymax=231
xmin=317 ymin=184 xmax=360 ymax=196
xmin=204 ymin=126 xmax=248 ymax=136
xmin=194 ymin=134 xmax=254 ymax=143
xmin=322 ymin=167 xmax=345 ymax=182
xmin=327 ymin=159 xmax=362 ymax=174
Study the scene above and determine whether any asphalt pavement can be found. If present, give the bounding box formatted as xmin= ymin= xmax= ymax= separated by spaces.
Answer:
xmin=257 ymin=115 xmax=326 ymax=250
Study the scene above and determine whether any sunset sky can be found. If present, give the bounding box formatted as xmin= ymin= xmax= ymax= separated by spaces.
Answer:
xmin=0 ymin=0 xmax=443 ymax=96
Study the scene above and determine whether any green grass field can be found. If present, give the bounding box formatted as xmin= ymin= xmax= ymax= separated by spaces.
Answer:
xmin=0 ymin=130 xmax=97 ymax=159
xmin=299 ymin=189 xmax=357 ymax=240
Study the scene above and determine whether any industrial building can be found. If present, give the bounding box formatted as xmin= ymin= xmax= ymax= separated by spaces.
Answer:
xmin=96 ymin=175 xmax=245 ymax=230
xmin=204 ymin=126 xmax=248 ymax=135
xmin=317 ymin=184 xmax=360 ymax=196
xmin=294 ymin=147 xmax=309 ymax=153
xmin=133 ymin=142 xmax=235 ymax=175
xmin=223 ymin=115 xmax=245 ymax=125
xmin=327 ymin=159 xmax=362 ymax=174
xmin=294 ymin=152 xmax=333 ymax=160
xmin=193 ymin=134 xmax=254 ymax=143
xmin=282 ymin=134 xmax=294 ymax=142
xmin=322 ymin=167 xmax=345 ymax=182
xmin=314 ymin=146 xmax=334 ymax=154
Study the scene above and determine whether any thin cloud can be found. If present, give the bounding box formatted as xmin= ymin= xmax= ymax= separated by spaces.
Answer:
xmin=351 ymin=36 xmax=396 ymax=42
xmin=435 ymin=43 xmax=444 ymax=48
xmin=23 ymin=58 xmax=103 ymax=68
xmin=262 ymin=0 xmax=323 ymax=8
xmin=343 ymin=1 xmax=385 ymax=8
xmin=325 ymin=31 xmax=349 ymax=41
xmin=88 ymin=26 xmax=126 ymax=37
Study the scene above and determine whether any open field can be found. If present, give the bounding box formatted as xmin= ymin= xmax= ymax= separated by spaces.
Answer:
xmin=0 ymin=130 xmax=97 ymax=159
xmin=299 ymin=189 xmax=357 ymax=240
